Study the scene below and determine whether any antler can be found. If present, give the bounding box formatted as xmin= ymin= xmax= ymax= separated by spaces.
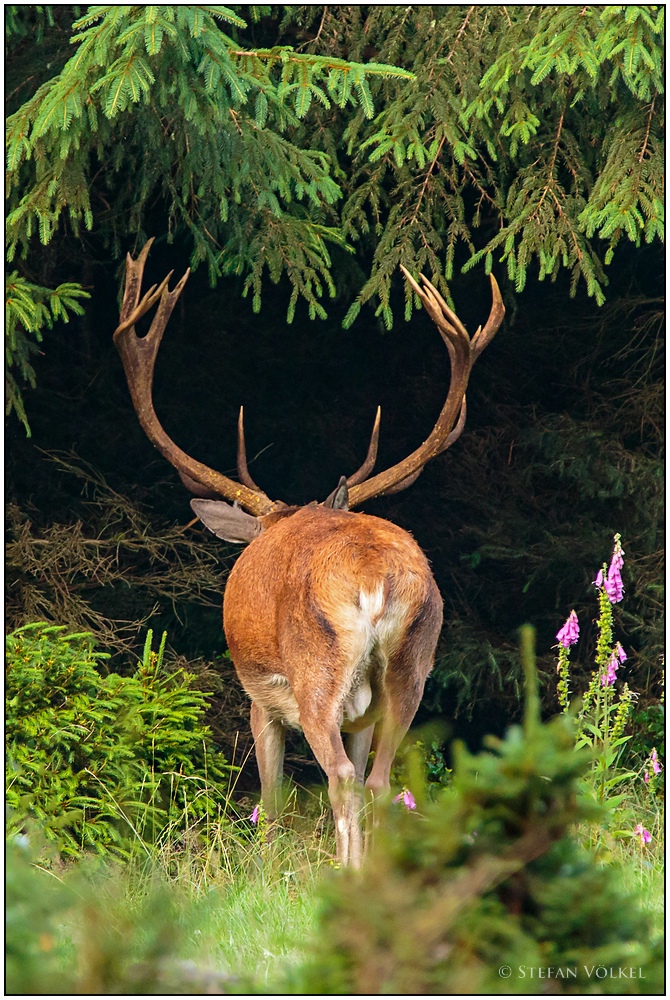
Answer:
xmin=347 ymin=406 xmax=381 ymax=486
xmin=113 ymin=240 xmax=281 ymax=517
xmin=346 ymin=269 xmax=504 ymax=508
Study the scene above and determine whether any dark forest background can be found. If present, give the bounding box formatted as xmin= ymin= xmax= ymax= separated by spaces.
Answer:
xmin=6 ymin=6 xmax=664 ymax=780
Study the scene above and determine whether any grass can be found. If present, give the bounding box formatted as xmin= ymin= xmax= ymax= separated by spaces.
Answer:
xmin=8 ymin=779 xmax=663 ymax=995
xmin=608 ymin=792 xmax=665 ymax=930
xmin=8 ymin=794 xmax=334 ymax=995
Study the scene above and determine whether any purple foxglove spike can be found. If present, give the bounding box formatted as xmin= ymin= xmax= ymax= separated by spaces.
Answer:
xmin=601 ymin=653 xmax=618 ymax=687
xmin=605 ymin=565 xmax=624 ymax=603
xmin=556 ymin=610 xmax=579 ymax=647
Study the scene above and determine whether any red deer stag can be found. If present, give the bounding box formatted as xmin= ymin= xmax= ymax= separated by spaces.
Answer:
xmin=113 ymin=240 xmax=504 ymax=867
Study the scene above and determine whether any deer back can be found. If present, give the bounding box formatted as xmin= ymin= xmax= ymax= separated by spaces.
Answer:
xmin=223 ymin=506 xmax=442 ymax=716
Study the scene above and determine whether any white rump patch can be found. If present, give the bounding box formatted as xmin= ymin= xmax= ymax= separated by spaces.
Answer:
xmin=267 ymin=673 xmax=291 ymax=686
xmin=359 ymin=584 xmax=385 ymax=622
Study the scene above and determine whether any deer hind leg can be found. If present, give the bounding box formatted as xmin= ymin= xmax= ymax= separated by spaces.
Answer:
xmin=346 ymin=725 xmax=375 ymax=783
xmin=346 ymin=724 xmax=377 ymax=856
xmin=250 ymin=700 xmax=286 ymax=820
xmin=298 ymin=707 xmax=364 ymax=868
xmin=365 ymin=598 xmax=442 ymax=800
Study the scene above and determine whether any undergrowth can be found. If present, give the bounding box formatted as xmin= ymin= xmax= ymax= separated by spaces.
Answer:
xmin=5 ymin=532 xmax=664 ymax=993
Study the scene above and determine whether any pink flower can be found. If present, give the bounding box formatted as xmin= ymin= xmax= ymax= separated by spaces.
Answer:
xmin=650 ymin=748 xmax=662 ymax=775
xmin=605 ymin=536 xmax=625 ymax=603
xmin=556 ymin=610 xmax=580 ymax=648
xmin=393 ymin=789 xmax=417 ymax=810
xmin=601 ymin=652 xmax=619 ymax=687
xmin=604 ymin=568 xmax=624 ymax=603
xmin=594 ymin=569 xmax=604 ymax=589
xmin=610 ymin=537 xmax=624 ymax=573
xmin=615 ymin=642 xmax=627 ymax=663
xmin=250 ymin=805 xmax=260 ymax=824
xmin=644 ymin=771 xmax=650 ymax=784
xmin=634 ymin=823 xmax=652 ymax=845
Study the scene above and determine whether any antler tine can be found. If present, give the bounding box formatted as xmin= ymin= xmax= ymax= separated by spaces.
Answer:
xmin=402 ymin=267 xmax=468 ymax=351
xmin=114 ymin=273 xmax=173 ymax=339
xmin=416 ymin=272 xmax=470 ymax=345
xmin=113 ymin=241 xmax=281 ymax=517
xmin=471 ymin=273 xmax=505 ymax=360
xmin=346 ymin=267 xmax=504 ymax=509
xmin=347 ymin=406 xmax=381 ymax=487
xmin=444 ymin=396 xmax=467 ymax=449
xmin=237 ymin=406 xmax=264 ymax=492
xmin=117 ymin=238 xmax=155 ymax=325
xmin=381 ymin=466 xmax=422 ymax=495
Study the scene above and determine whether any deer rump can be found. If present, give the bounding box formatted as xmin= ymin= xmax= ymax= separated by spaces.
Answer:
xmin=224 ymin=505 xmax=443 ymax=739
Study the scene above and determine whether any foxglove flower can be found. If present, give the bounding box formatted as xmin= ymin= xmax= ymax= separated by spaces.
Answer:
xmin=634 ymin=823 xmax=652 ymax=844
xmin=393 ymin=788 xmax=417 ymax=810
xmin=615 ymin=642 xmax=627 ymax=663
xmin=594 ymin=569 xmax=604 ymax=589
xmin=556 ymin=610 xmax=579 ymax=648
xmin=250 ymin=805 xmax=260 ymax=824
xmin=650 ymin=748 xmax=662 ymax=775
xmin=610 ymin=536 xmax=624 ymax=572
xmin=604 ymin=569 xmax=624 ymax=604
xmin=604 ymin=535 xmax=625 ymax=603
xmin=601 ymin=651 xmax=619 ymax=687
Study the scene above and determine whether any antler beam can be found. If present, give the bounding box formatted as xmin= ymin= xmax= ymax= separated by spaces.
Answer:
xmin=113 ymin=240 xmax=280 ymax=517
xmin=346 ymin=270 xmax=504 ymax=508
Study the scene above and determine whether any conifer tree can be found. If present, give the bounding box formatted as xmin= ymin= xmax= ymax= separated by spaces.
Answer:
xmin=6 ymin=5 xmax=664 ymax=420
xmin=5 ymin=3 xmax=410 ymax=422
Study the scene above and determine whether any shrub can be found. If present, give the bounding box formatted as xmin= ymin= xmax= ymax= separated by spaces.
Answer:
xmin=292 ymin=629 xmax=664 ymax=994
xmin=6 ymin=623 xmax=233 ymax=858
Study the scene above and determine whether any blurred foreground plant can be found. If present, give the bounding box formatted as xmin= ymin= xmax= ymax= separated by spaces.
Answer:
xmin=291 ymin=627 xmax=663 ymax=994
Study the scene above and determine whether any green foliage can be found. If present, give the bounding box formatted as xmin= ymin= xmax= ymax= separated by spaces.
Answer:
xmin=6 ymin=835 xmax=76 ymax=996
xmin=6 ymin=623 xmax=232 ymax=858
xmin=4 ymin=632 xmax=663 ymax=996
xmin=5 ymin=271 xmax=89 ymax=434
xmin=6 ymin=6 xmax=663 ymax=338
xmin=629 ymin=700 xmax=665 ymax=762
xmin=278 ymin=5 xmax=663 ymax=323
xmin=553 ymin=533 xmax=664 ymax=847
xmin=292 ymin=639 xmax=663 ymax=994
xmin=5 ymin=4 xmax=56 ymax=44
xmin=5 ymin=838 xmax=239 ymax=994
xmin=6 ymin=4 xmax=410 ymax=303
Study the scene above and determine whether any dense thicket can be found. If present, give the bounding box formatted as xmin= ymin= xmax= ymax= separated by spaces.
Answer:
xmin=6 ymin=6 xmax=664 ymax=755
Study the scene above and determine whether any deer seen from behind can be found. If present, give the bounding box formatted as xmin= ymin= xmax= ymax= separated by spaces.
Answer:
xmin=113 ymin=240 xmax=504 ymax=866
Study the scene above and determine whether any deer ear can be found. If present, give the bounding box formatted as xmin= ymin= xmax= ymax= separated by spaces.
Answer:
xmin=323 ymin=476 xmax=349 ymax=511
xmin=190 ymin=499 xmax=263 ymax=544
